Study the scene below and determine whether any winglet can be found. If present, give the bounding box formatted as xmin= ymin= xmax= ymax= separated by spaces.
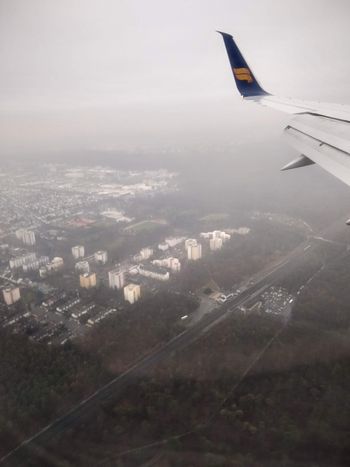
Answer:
xmin=217 ymin=31 xmax=269 ymax=97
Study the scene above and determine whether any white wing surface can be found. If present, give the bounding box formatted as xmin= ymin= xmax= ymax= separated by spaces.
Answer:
xmin=218 ymin=31 xmax=350 ymax=187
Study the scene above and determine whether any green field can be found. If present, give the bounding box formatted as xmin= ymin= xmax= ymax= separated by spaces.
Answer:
xmin=124 ymin=219 xmax=168 ymax=233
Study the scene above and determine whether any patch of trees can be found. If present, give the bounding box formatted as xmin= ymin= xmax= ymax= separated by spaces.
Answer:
xmin=7 ymin=266 xmax=350 ymax=467
xmin=81 ymin=292 xmax=199 ymax=374
xmin=0 ymin=291 xmax=197 ymax=462
xmin=293 ymin=252 xmax=350 ymax=329
xmin=0 ymin=330 xmax=109 ymax=458
xmin=38 ymin=313 xmax=350 ymax=466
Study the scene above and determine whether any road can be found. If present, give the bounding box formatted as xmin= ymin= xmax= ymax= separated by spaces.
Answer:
xmin=0 ymin=225 xmax=347 ymax=466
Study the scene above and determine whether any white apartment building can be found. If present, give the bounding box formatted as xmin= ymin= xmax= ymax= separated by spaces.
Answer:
xmin=165 ymin=237 xmax=186 ymax=248
xmin=75 ymin=261 xmax=90 ymax=274
xmin=49 ymin=257 xmax=64 ymax=271
xmin=152 ymin=257 xmax=181 ymax=272
xmin=94 ymin=250 xmax=108 ymax=264
xmin=169 ymin=257 xmax=181 ymax=272
xmin=187 ymin=241 xmax=202 ymax=261
xmin=9 ymin=252 xmax=37 ymax=270
xmin=16 ymin=229 xmax=36 ymax=246
xmin=80 ymin=272 xmax=97 ymax=289
xmin=22 ymin=255 xmax=49 ymax=273
xmin=108 ymin=268 xmax=125 ymax=289
xmin=200 ymin=230 xmax=231 ymax=241
xmin=124 ymin=283 xmax=141 ymax=304
xmin=140 ymin=247 xmax=153 ymax=260
xmin=210 ymin=237 xmax=223 ymax=251
xmin=40 ymin=257 xmax=64 ymax=276
xmin=138 ymin=265 xmax=170 ymax=281
xmin=72 ymin=245 xmax=85 ymax=259
xmin=3 ymin=287 xmax=21 ymax=305
xmin=185 ymin=238 xmax=198 ymax=249
xmin=213 ymin=230 xmax=231 ymax=240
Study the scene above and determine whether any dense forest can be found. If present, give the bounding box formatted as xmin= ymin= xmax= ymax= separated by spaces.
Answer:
xmin=20 ymin=252 xmax=350 ymax=467
xmin=0 ymin=292 xmax=197 ymax=459
xmin=16 ymin=285 xmax=350 ymax=466
xmin=1 ymin=222 xmax=350 ymax=465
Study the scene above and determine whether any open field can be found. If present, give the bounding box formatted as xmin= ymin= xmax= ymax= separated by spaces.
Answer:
xmin=123 ymin=219 xmax=168 ymax=233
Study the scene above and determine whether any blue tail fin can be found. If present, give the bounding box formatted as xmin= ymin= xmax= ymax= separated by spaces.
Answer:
xmin=217 ymin=31 xmax=268 ymax=97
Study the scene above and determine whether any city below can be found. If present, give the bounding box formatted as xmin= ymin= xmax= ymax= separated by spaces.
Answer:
xmin=0 ymin=163 xmax=296 ymax=348
xmin=1 ymin=161 xmax=349 ymax=467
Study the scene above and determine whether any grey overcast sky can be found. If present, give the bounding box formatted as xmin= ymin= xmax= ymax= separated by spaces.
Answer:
xmin=0 ymin=0 xmax=349 ymax=154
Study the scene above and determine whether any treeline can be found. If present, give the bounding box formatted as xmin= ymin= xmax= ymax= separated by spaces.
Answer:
xmin=36 ymin=304 xmax=350 ymax=465
xmin=0 ymin=291 xmax=198 ymax=461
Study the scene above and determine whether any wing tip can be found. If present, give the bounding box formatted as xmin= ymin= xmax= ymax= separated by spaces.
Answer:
xmin=216 ymin=30 xmax=233 ymax=38
xmin=217 ymin=31 xmax=269 ymax=97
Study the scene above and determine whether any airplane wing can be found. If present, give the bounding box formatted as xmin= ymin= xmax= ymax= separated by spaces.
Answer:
xmin=217 ymin=31 xmax=350 ymax=187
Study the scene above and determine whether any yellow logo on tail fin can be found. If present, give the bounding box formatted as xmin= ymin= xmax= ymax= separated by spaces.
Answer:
xmin=233 ymin=67 xmax=253 ymax=83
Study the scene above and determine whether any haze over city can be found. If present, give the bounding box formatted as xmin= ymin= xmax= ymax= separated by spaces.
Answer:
xmin=1 ymin=2 xmax=350 ymax=467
